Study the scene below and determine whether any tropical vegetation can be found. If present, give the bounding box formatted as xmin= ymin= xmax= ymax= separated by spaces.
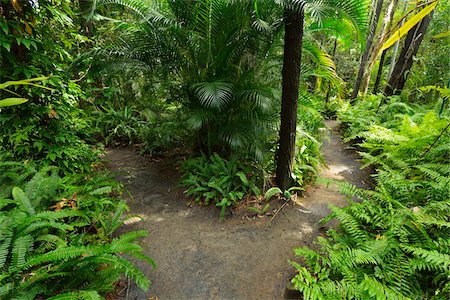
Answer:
xmin=0 ymin=0 xmax=448 ymax=298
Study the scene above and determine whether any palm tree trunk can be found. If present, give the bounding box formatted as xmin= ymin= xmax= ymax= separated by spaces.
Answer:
xmin=372 ymin=49 xmax=387 ymax=93
xmin=276 ymin=9 xmax=304 ymax=190
xmin=351 ymin=0 xmax=384 ymax=100
xmin=384 ymin=12 xmax=433 ymax=96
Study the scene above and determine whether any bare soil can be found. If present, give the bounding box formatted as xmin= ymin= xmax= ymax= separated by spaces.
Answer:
xmin=106 ymin=120 xmax=372 ymax=300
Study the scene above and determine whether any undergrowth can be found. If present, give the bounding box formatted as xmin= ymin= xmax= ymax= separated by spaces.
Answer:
xmin=0 ymin=161 xmax=154 ymax=299
xmin=93 ymin=102 xmax=190 ymax=155
xmin=179 ymin=93 xmax=326 ymax=219
xmin=290 ymin=95 xmax=450 ymax=299
xmin=179 ymin=153 xmax=262 ymax=219
xmin=291 ymin=183 xmax=450 ymax=299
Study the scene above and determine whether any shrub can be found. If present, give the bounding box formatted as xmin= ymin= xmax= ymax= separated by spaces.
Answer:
xmin=290 ymin=183 xmax=450 ymax=300
xmin=294 ymin=93 xmax=326 ymax=186
xmin=139 ymin=105 xmax=190 ymax=155
xmin=180 ymin=153 xmax=262 ymax=219
xmin=0 ymin=162 xmax=154 ymax=298
xmin=290 ymin=98 xmax=450 ymax=299
xmin=0 ymin=79 xmax=101 ymax=175
xmin=94 ymin=105 xmax=146 ymax=146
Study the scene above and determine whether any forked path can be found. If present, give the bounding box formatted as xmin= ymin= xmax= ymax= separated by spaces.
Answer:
xmin=107 ymin=120 xmax=372 ymax=300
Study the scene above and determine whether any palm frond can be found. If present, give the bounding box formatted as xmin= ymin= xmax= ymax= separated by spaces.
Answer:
xmin=193 ymin=80 xmax=233 ymax=110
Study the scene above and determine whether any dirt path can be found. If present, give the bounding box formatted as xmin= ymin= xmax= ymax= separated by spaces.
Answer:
xmin=106 ymin=120 xmax=372 ymax=300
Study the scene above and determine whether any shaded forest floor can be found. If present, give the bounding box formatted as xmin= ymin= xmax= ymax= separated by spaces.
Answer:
xmin=106 ymin=120 xmax=373 ymax=300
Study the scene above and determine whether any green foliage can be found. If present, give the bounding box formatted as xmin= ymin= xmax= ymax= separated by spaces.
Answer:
xmin=180 ymin=153 xmax=262 ymax=219
xmin=88 ymin=0 xmax=283 ymax=158
xmin=0 ymin=1 xmax=100 ymax=174
xmin=94 ymin=105 xmax=145 ymax=146
xmin=0 ymin=90 xmax=101 ymax=174
xmin=291 ymin=96 xmax=449 ymax=299
xmin=264 ymin=186 xmax=304 ymax=201
xmin=247 ymin=203 xmax=271 ymax=216
xmin=339 ymin=95 xmax=449 ymax=205
xmin=138 ymin=102 xmax=190 ymax=154
xmin=291 ymin=184 xmax=450 ymax=300
xmin=0 ymin=77 xmax=50 ymax=107
xmin=93 ymin=100 xmax=190 ymax=154
xmin=293 ymin=93 xmax=327 ymax=185
xmin=404 ymin=2 xmax=450 ymax=92
xmin=0 ymin=161 xmax=154 ymax=299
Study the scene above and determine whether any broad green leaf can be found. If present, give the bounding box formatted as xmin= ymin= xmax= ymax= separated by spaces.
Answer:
xmin=382 ymin=1 xmax=438 ymax=51
xmin=0 ymin=22 xmax=8 ymax=35
xmin=0 ymin=40 xmax=11 ymax=52
xmin=22 ymin=39 xmax=31 ymax=50
xmin=288 ymin=186 xmax=305 ymax=192
xmin=0 ymin=98 xmax=28 ymax=107
xmin=0 ymin=77 xmax=50 ymax=90
xmin=236 ymin=172 xmax=248 ymax=185
xmin=264 ymin=187 xmax=282 ymax=200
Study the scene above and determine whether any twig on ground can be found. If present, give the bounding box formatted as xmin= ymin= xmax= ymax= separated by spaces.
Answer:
xmin=126 ymin=277 xmax=130 ymax=300
xmin=267 ymin=198 xmax=290 ymax=226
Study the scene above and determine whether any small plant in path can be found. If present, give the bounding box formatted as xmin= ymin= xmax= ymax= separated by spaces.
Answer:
xmin=180 ymin=153 xmax=262 ymax=219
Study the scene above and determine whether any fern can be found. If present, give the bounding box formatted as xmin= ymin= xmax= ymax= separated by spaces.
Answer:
xmin=12 ymin=187 xmax=35 ymax=216
xmin=10 ymin=235 xmax=33 ymax=268
xmin=291 ymin=182 xmax=449 ymax=299
xmin=292 ymin=96 xmax=449 ymax=298
xmin=0 ymin=162 xmax=154 ymax=298
xmin=180 ymin=153 xmax=263 ymax=219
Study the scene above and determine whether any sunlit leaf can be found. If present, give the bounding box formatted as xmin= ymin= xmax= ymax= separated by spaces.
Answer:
xmin=0 ymin=98 xmax=28 ymax=107
xmin=381 ymin=1 xmax=438 ymax=51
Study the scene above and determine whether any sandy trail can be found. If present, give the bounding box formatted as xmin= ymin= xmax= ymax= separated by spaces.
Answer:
xmin=107 ymin=120 xmax=372 ymax=300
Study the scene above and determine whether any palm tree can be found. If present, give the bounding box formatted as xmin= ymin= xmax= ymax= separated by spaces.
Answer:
xmin=85 ymin=0 xmax=284 ymax=158
xmin=275 ymin=0 xmax=369 ymax=189
xmin=85 ymin=0 xmax=344 ymax=162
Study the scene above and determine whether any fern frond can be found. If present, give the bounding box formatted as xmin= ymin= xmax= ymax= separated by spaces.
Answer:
xmin=329 ymin=206 xmax=368 ymax=241
xmin=48 ymin=290 xmax=101 ymax=300
xmin=0 ymin=236 xmax=12 ymax=269
xmin=81 ymin=254 xmax=150 ymax=291
xmin=12 ymin=187 xmax=35 ymax=216
xmin=402 ymin=246 xmax=450 ymax=272
xmin=11 ymin=235 xmax=33 ymax=268
xmin=359 ymin=275 xmax=405 ymax=300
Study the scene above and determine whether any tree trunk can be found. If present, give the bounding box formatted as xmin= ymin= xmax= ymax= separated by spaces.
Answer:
xmin=388 ymin=35 xmax=401 ymax=79
xmin=384 ymin=11 xmax=433 ymax=96
xmin=388 ymin=0 xmax=408 ymax=79
xmin=325 ymin=38 xmax=338 ymax=103
xmin=276 ymin=9 xmax=304 ymax=190
xmin=372 ymin=49 xmax=387 ymax=93
xmin=351 ymin=0 xmax=384 ymax=100
xmin=361 ymin=0 xmax=398 ymax=95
